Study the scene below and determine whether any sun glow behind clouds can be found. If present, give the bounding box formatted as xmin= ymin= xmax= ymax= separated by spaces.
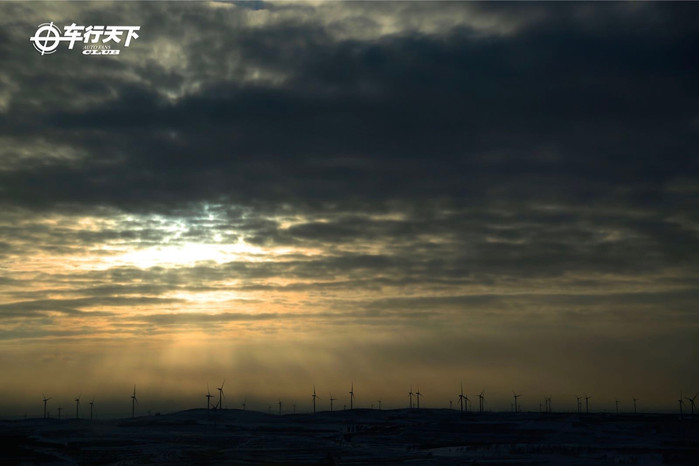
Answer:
xmin=104 ymin=240 xmax=270 ymax=269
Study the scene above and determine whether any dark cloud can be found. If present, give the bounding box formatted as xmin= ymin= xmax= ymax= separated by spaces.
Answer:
xmin=0 ymin=2 xmax=696 ymax=219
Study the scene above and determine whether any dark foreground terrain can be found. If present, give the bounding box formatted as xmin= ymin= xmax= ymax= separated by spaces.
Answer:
xmin=1 ymin=409 xmax=697 ymax=464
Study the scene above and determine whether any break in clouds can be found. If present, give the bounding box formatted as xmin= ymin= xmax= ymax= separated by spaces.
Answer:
xmin=0 ymin=1 xmax=697 ymax=414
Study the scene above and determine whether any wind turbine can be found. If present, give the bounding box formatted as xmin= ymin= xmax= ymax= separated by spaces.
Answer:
xmin=576 ymin=396 xmax=582 ymax=414
xmin=615 ymin=399 xmax=620 ymax=414
xmin=241 ymin=399 xmax=247 ymax=411
xmin=685 ymin=392 xmax=697 ymax=416
xmin=678 ymin=392 xmax=684 ymax=419
xmin=278 ymin=400 xmax=282 ymax=416
xmin=329 ymin=393 xmax=336 ymax=412
xmin=513 ymin=391 xmax=521 ymax=414
xmin=58 ymin=407 xmax=62 ymax=419
xmin=131 ymin=385 xmax=138 ymax=418
xmin=89 ymin=397 xmax=95 ymax=421
xmin=545 ymin=396 xmax=552 ymax=414
xmin=415 ymin=387 xmax=423 ymax=409
xmin=42 ymin=394 xmax=51 ymax=419
xmin=377 ymin=399 xmax=382 ymax=410
xmin=312 ymin=386 xmax=319 ymax=414
xmin=217 ymin=379 xmax=225 ymax=410
xmin=458 ymin=383 xmax=466 ymax=413
xmin=633 ymin=397 xmax=638 ymax=414
xmin=478 ymin=390 xmax=485 ymax=414
xmin=349 ymin=383 xmax=355 ymax=410
xmin=408 ymin=385 xmax=414 ymax=409
xmin=206 ymin=385 xmax=213 ymax=411
xmin=75 ymin=394 xmax=81 ymax=419
xmin=585 ymin=395 xmax=591 ymax=414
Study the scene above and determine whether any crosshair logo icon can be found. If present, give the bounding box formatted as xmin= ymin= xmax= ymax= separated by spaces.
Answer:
xmin=30 ymin=22 xmax=63 ymax=55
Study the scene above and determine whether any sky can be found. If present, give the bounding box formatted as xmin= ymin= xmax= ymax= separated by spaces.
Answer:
xmin=0 ymin=1 xmax=698 ymax=418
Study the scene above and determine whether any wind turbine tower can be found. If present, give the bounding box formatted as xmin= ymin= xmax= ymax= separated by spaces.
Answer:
xmin=458 ymin=383 xmax=466 ymax=413
xmin=329 ymin=393 xmax=336 ymax=412
xmin=75 ymin=395 xmax=81 ymax=419
xmin=408 ymin=385 xmax=414 ymax=409
xmin=585 ymin=395 xmax=591 ymax=414
xmin=349 ymin=383 xmax=355 ymax=410
xmin=42 ymin=394 xmax=51 ymax=419
xmin=416 ymin=387 xmax=423 ymax=409
xmin=633 ymin=397 xmax=638 ymax=415
xmin=513 ymin=391 xmax=521 ymax=414
xmin=685 ymin=392 xmax=697 ymax=416
xmin=312 ymin=386 xmax=319 ymax=414
xmin=89 ymin=397 xmax=94 ymax=421
xmin=206 ymin=385 xmax=213 ymax=411
xmin=131 ymin=386 xmax=138 ymax=418
xmin=217 ymin=379 xmax=225 ymax=410
xmin=478 ymin=390 xmax=485 ymax=414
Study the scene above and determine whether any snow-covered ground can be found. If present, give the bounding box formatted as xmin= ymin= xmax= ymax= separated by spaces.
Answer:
xmin=1 ymin=409 xmax=696 ymax=464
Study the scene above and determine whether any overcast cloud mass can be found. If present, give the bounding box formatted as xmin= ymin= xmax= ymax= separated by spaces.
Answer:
xmin=0 ymin=1 xmax=697 ymax=416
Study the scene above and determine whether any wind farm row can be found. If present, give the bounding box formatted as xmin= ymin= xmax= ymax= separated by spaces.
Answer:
xmin=34 ymin=381 xmax=698 ymax=420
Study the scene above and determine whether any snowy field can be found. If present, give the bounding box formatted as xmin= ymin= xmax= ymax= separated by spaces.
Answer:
xmin=1 ymin=409 xmax=697 ymax=464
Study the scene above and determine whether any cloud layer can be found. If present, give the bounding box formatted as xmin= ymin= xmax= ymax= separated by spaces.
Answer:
xmin=0 ymin=1 xmax=697 ymax=415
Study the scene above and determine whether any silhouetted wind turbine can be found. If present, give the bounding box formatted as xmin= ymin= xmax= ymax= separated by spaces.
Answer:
xmin=312 ymin=386 xmax=319 ymax=414
xmin=545 ymin=396 xmax=552 ymax=414
xmin=349 ymin=383 xmax=355 ymax=410
xmin=57 ymin=406 xmax=62 ymax=419
xmin=206 ymin=385 xmax=213 ymax=411
xmin=217 ymin=379 xmax=225 ymax=410
xmin=89 ymin=397 xmax=94 ymax=421
xmin=576 ymin=395 xmax=582 ymax=414
xmin=458 ymin=383 xmax=466 ymax=413
xmin=75 ymin=394 xmax=81 ymax=419
xmin=329 ymin=393 xmax=335 ymax=412
xmin=377 ymin=399 xmax=382 ymax=410
xmin=278 ymin=400 xmax=282 ymax=415
xmin=685 ymin=392 xmax=697 ymax=416
xmin=633 ymin=397 xmax=638 ymax=414
xmin=615 ymin=399 xmax=620 ymax=414
xmin=415 ymin=387 xmax=423 ymax=409
xmin=478 ymin=390 xmax=485 ymax=413
xmin=513 ymin=391 xmax=521 ymax=414
xmin=408 ymin=385 xmax=414 ymax=409
xmin=131 ymin=385 xmax=138 ymax=418
xmin=585 ymin=395 xmax=591 ymax=414
xmin=241 ymin=399 xmax=247 ymax=411
xmin=42 ymin=394 xmax=51 ymax=419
